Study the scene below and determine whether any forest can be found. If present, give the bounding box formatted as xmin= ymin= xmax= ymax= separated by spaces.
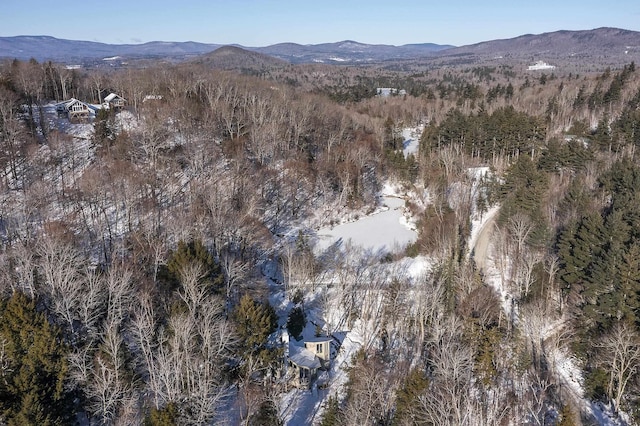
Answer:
xmin=0 ymin=56 xmax=639 ymax=425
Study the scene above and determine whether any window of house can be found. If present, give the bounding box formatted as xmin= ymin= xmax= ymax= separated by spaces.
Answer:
xmin=317 ymin=343 xmax=323 ymax=354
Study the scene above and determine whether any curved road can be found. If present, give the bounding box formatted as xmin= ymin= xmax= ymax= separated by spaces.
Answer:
xmin=472 ymin=212 xmax=497 ymax=272
xmin=471 ymin=207 xmax=589 ymax=424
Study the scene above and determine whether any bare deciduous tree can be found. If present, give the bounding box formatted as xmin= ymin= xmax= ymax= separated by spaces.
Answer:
xmin=416 ymin=318 xmax=475 ymax=425
xmin=596 ymin=322 xmax=640 ymax=415
xmin=84 ymin=323 xmax=133 ymax=425
xmin=37 ymin=236 xmax=84 ymax=332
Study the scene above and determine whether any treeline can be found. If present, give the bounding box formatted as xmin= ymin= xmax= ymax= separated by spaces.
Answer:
xmin=420 ymin=106 xmax=546 ymax=161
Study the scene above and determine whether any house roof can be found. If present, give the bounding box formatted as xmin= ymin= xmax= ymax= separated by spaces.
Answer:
xmin=289 ymin=344 xmax=321 ymax=369
xmin=65 ymin=98 xmax=81 ymax=106
xmin=304 ymin=337 xmax=332 ymax=344
xmin=104 ymin=93 xmax=125 ymax=102
xmin=64 ymin=98 xmax=101 ymax=113
xmin=65 ymin=98 xmax=92 ymax=109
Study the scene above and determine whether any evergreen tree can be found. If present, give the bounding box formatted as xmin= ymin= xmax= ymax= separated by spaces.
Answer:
xmin=233 ymin=293 xmax=278 ymax=352
xmin=162 ymin=239 xmax=225 ymax=294
xmin=617 ymin=243 xmax=640 ymax=325
xmin=93 ymin=107 xmax=115 ymax=148
xmin=557 ymin=404 xmax=578 ymax=426
xmin=145 ymin=403 xmax=178 ymax=426
xmin=0 ymin=292 xmax=74 ymax=425
xmin=394 ymin=367 xmax=429 ymax=424
xmin=557 ymin=221 xmax=581 ymax=289
xmin=573 ymin=85 xmax=587 ymax=109
xmin=286 ymin=307 xmax=306 ymax=340
xmin=320 ymin=396 xmax=340 ymax=426
xmin=499 ymin=155 xmax=548 ymax=241
xmin=505 ymin=82 xmax=514 ymax=99
xmin=249 ymin=400 xmax=282 ymax=426
xmin=573 ymin=212 xmax=605 ymax=302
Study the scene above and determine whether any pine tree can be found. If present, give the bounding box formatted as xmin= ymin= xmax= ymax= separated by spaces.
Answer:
xmin=286 ymin=307 xmax=306 ymax=340
xmin=162 ymin=239 xmax=225 ymax=294
xmin=394 ymin=367 xmax=429 ymax=424
xmin=249 ymin=400 xmax=282 ymax=426
xmin=320 ymin=396 xmax=340 ymax=426
xmin=557 ymin=222 xmax=581 ymax=288
xmin=0 ymin=292 xmax=74 ymax=425
xmin=617 ymin=243 xmax=640 ymax=324
xmin=145 ymin=403 xmax=178 ymax=426
xmin=574 ymin=212 xmax=605 ymax=303
xmin=233 ymin=294 xmax=278 ymax=351
xmin=557 ymin=404 xmax=578 ymax=426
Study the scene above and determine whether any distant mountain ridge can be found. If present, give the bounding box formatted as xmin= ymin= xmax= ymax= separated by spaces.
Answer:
xmin=0 ymin=35 xmax=452 ymax=64
xmin=0 ymin=35 xmax=222 ymax=61
xmin=255 ymin=40 xmax=453 ymax=63
xmin=1 ymin=28 xmax=639 ymax=66
xmin=439 ymin=27 xmax=640 ymax=61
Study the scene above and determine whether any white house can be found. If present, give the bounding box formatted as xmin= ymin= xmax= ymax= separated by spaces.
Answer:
xmin=287 ymin=336 xmax=333 ymax=389
xmin=104 ymin=93 xmax=126 ymax=110
xmin=528 ymin=61 xmax=556 ymax=71
xmin=143 ymin=94 xmax=163 ymax=102
xmin=60 ymin=98 xmax=96 ymax=120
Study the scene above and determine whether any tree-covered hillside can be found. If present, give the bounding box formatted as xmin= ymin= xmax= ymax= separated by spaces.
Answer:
xmin=0 ymin=57 xmax=639 ymax=425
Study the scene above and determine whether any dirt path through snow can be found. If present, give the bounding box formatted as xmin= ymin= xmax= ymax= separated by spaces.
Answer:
xmin=472 ymin=212 xmax=497 ymax=272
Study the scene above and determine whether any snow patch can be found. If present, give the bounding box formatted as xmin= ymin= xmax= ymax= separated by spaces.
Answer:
xmin=401 ymin=125 xmax=423 ymax=159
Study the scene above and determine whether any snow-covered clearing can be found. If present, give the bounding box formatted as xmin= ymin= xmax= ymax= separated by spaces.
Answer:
xmin=401 ymin=125 xmax=423 ymax=159
xmin=314 ymin=195 xmax=417 ymax=255
xmin=313 ymin=180 xmax=419 ymax=257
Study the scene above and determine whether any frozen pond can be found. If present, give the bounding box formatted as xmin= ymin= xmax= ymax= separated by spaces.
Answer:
xmin=314 ymin=196 xmax=417 ymax=255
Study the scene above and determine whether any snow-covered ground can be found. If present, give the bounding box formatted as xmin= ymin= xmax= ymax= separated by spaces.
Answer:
xmin=470 ymin=183 xmax=630 ymax=426
xmin=314 ymin=195 xmax=416 ymax=255
xmin=277 ymin=178 xmax=430 ymax=425
xmin=401 ymin=125 xmax=423 ymax=159
xmin=313 ymin=180 xmax=419 ymax=257
xmin=552 ymin=348 xmax=629 ymax=426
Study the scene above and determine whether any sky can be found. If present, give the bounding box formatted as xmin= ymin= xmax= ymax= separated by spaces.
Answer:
xmin=2 ymin=0 xmax=640 ymax=47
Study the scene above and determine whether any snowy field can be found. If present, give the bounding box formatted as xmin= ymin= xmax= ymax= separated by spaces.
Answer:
xmin=314 ymin=195 xmax=417 ymax=255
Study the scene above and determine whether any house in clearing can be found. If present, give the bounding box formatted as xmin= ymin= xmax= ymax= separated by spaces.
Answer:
xmin=287 ymin=336 xmax=332 ymax=389
xmin=104 ymin=93 xmax=126 ymax=110
xmin=60 ymin=98 xmax=95 ymax=121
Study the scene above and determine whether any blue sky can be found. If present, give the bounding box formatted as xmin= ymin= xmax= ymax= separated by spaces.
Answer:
xmin=2 ymin=0 xmax=639 ymax=46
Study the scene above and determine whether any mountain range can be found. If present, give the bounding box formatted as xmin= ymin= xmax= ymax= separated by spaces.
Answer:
xmin=1 ymin=27 xmax=639 ymax=66
xmin=444 ymin=27 xmax=640 ymax=59
xmin=0 ymin=35 xmax=451 ymax=64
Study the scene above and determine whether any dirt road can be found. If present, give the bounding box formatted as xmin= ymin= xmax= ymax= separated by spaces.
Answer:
xmin=473 ymin=212 xmax=497 ymax=272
